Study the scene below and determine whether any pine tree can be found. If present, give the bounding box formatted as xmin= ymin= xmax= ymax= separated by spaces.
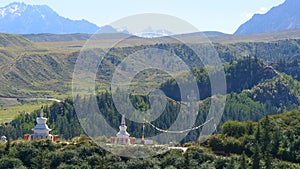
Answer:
xmin=226 ymin=158 xmax=235 ymax=169
xmin=246 ymin=121 xmax=254 ymax=135
xmin=252 ymin=143 xmax=260 ymax=169
xmin=262 ymin=116 xmax=272 ymax=168
xmin=4 ymin=137 xmax=10 ymax=155
xmin=239 ymin=151 xmax=247 ymax=169
xmin=252 ymin=124 xmax=261 ymax=169
xmin=271 ymin=127 xmax=281 ymax=156
xmin=265 ymin=151 xmax=272 ymax=169
xmin=261 ymin=116 xmax=270 ymax=153
xmin=255 ymin=124 xmax=260 ymax=142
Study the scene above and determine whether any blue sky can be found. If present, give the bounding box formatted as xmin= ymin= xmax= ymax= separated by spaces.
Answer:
xmin=0 ymin=0 xmax=285 ymax=34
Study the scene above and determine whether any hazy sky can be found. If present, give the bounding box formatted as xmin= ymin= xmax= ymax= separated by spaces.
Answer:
xmin=0 ymin=0 xmax=285 ymax=34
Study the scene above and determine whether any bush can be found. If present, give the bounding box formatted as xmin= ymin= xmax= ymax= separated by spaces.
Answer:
xmin=0 ymin=157 xmax=26 ymax=169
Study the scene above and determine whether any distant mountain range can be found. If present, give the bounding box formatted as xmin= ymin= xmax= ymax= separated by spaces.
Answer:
xmin=235 ymin=0 xmax=300 ymax=34
xmin=1 ymin=1 xmax=300 ymax=36
xmin=0 ymin=2 xmax=119 ymax=34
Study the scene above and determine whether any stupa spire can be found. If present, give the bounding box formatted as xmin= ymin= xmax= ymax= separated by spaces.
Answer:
xmin=121 ymin=114 xmax=126 ymax=126
xmin=40 ymin=105 xmax=44 ymax=117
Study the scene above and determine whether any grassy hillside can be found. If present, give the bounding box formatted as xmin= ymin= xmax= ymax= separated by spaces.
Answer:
xmin=0 ymin=33 xmax=33 ymax=48
xmin=0 ymin=51 xmax=76 ymax=97
xmin=22 ymin=28 xmax=300 ymax=43
xmin=0 ymin=34 xmax=35 ymax=67
xmin=22 ymin=33 xmax=135 ymax=42
xmin=0 ymin=32 xmax=299 ymax=123
xmin=0 ymin=103 xmax=42 ymax=124
xmin=1 ymin=32 xmax=299 ymax=98
xmin=185 ymin=28 xmax=300 ymax=43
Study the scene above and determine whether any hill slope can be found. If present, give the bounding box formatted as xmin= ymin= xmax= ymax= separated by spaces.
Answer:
xmin=0 ymin=33 xmax=34 ymax=68
xmin=235 ymin=0 xmax=300 ymax=34
xmin=1 ymin=33 xmax=300 ymax=98
xmin=0 ymin=33 xmax=32 ymax=48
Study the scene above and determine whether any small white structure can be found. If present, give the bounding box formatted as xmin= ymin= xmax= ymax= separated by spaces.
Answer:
xmin=111 ymin=115 xmax=135 ymax=145
xmin=143 ymin=139 xmax=154 ymax=145
xmin=1 ymin=136 xmax=7 ymax=142
xmin=24 ymin=106 xmax=58 ymax=141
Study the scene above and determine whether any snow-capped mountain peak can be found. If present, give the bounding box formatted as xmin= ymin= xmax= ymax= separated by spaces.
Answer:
xmin=0 ymin=2 xmax=27 ymax=18
xmin=0 ymin=2 xmax=100 ymax=34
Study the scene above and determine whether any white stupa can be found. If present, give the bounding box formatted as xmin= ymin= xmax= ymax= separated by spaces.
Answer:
xmin=117 ymin=115 xmax=130 ymax=138
xmin=31 ymin=106 xmax=53 ymax=140
xmin=110 ymin=114 xmax=135 ymax=145
xmin=1 ymin=136 xmax=7 ymax=142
